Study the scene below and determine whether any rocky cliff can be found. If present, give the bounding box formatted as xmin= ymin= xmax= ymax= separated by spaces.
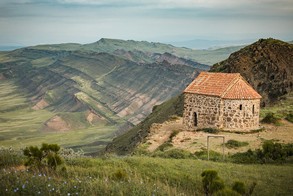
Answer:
xmin=211 ymin=38 xmax=293 ymax=106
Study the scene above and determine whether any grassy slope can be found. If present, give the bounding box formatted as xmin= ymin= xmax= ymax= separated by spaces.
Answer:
xmin=0 ymin=153 xmax=292 ymax=195
xmin=0 ymin=80 xmax=118 ymax=154
xmin=105 ymin=94 xmax=184 ymax=154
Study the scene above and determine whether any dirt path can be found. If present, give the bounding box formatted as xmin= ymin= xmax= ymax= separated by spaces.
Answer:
xmin=145 ymin=118 xmax=293 ymax=154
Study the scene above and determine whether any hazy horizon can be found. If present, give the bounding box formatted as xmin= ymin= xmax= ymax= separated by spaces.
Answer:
xmin=0 ymin=0 xmax=292 ymax=49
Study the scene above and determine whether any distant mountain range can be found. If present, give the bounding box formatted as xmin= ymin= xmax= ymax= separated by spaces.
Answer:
xmin=106 ymin=38 xmax=293 ymax=155
xmin=0 ymin=38 xmax=218 ymax=153
xmin=168 ymin=39 xmax=253 ymax=49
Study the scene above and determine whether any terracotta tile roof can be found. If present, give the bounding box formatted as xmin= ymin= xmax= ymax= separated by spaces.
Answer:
xmin=184 ymin=72 xmax=261 ymax=99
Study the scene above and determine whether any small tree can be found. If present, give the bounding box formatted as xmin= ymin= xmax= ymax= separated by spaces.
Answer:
xmin=201 ymin=170 xmax=256 ymax=196
xmin=23 ymin=143 xmax=63 ymax=170
xmin=232 ymin=181 xmax=246 ymax=195
xmin=201 ymin=170 xmax=225 ymax=196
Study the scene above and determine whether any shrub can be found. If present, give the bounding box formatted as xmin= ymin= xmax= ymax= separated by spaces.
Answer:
xmin=285 ymin=112 xmax=293 ymax=123
xmin=169 ymin=130 xmax=180 ymax=140
xmin=260 ymin=140 xmax=287 ymax=162
xmin=154 ymin=149 xmax=193 ymax=159
xmin=201 ymin=170 xmax=225 ymax=195
xmin=225 ymin=140 xmax=248 ymax=149
xmin=194 ymin=150 xmax=223 ymax=161
xmin=157 ymin=142 xmax=173 ymax=151
xmin=231 ymin=141 xmax=293 ymax=164
xmin=198 ymin=128 xmax=219 ymax=134
xmin=230 ymin=149 xmax=260 ymax=164
xmin=23 ymin=143 xmax=63 ymax=170
xmin=201 ymin=170 xmax=255 ymax=196
xmin=232 ymin=181 xmax=246 ymax=195
xmin=112 ymin=169 xmax=128 ymax=181
xmin=261 ymin=112 xmax=281 ymax=125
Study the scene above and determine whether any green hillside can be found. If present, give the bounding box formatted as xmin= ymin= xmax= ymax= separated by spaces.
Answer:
xmin=0 ymin=39 xmax=210 ymax=154
xmin=1 ymin=150 xmax=292 ymax=195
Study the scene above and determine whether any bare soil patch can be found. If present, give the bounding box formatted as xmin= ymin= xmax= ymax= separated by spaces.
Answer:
xmin=32 ymin=98 xmax=49 ymax=110
xmin=43 ymin=115 xmax=71 ymax=131
xmin=145 ymin=118 xmax=293 ymax=154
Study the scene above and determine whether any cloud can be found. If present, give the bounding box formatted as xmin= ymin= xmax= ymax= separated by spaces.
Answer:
xmin=0 ymin=0 xmax=292 ymax=46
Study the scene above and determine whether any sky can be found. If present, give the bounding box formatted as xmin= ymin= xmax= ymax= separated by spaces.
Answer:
xmin=0 ymin=0 xmax=292 ymax=48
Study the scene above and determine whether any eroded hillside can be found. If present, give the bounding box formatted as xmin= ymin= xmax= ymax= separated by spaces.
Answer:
xmin=0 ymin=39 xmax=210 ymax=154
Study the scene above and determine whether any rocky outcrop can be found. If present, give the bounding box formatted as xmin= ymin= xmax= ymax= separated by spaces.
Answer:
xmin=211 ymin=38 xmax=293 ymax=106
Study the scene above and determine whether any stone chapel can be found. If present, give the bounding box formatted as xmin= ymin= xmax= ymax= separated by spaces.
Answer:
xmin=183 ymin=72 xmax=262 ymax=131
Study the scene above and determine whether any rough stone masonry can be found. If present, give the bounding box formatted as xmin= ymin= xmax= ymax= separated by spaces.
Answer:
xmin=183 ymin=72 xmax=261 ymax=131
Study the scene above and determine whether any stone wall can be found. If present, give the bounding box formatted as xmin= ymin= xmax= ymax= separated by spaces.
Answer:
xmin=222 ymin=99 xmax=260 ymax=131
xmin=183 ymin=93 xmax=261 ymax=131
xmin=183 ymin=93 xmax=222 ymax=130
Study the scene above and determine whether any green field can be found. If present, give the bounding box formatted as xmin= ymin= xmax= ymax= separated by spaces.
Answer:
xmin=0 ymin=151 xmax=292 ymax=195
xmin=0 ymin=80 xmax=117 ymax=154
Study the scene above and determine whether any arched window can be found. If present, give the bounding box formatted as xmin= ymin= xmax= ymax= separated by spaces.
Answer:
xmin=239 ymin=104 xmax=242 ymax=110
xmin=252 ymin=105 xmax=255 ymax=114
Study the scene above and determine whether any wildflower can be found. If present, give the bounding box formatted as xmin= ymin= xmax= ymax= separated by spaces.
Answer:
xmin=5 ymin=189 xmax=8 ymax=192
xmin=48 ymin=184 xmax=51 ymax=187
xmin=74 ymin=186 xmax=77 ymax=189
xmin=38 ymin=174 xmax=42 ymax=177
xmin=68 ymin=193 xmax=71 ymax=196
xmin=76 ymin=193 xmax=79 ymax=195
xmin=38 ymin=191 xmax=41 ymax=194
xmin=22 ymin=184 xmax=26 ymax=189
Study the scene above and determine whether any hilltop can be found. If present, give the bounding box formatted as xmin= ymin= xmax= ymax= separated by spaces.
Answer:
xmin=106 ymin=38 xmax=293 ymax=155
xmin=211 ymin=38 xmax=293 ymax=106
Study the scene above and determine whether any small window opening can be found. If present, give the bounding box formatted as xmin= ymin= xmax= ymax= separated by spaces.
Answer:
xmin=252 ymin=105 xmax=255 ymax=114
xmin=193 ymin=112 xmax=198 ymax=127
xmin=239 ymin=104 xmax=242 ymax=110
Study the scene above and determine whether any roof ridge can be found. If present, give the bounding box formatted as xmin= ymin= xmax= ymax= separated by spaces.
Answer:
xmin=222 ymin=76 xmax=262 ymax=99
xmin=220 ymin=74 xmax=241 ymax=98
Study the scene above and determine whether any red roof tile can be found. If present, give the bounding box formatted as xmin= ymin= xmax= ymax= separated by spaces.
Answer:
xmin=184 ymin=72 xmax=261 ymax=99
